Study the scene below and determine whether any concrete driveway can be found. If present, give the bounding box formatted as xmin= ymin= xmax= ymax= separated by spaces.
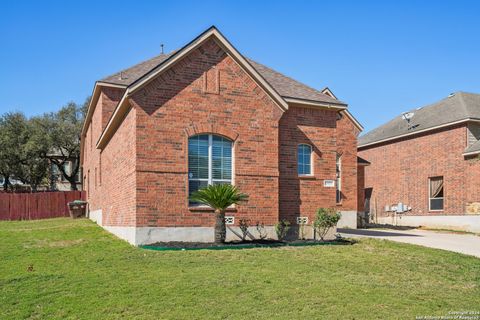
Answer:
xmin=338 ymin=228 xmax=480 ymax=258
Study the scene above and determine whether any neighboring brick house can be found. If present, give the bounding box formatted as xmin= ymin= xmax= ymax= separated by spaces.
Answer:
xmin=81 ymin=26 xmax=364 ymax=245
xmin=358 ymin=92 xmax=480 ymax=233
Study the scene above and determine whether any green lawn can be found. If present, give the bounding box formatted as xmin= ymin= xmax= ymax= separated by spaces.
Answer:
xmin=1 ymin=219 xmax=479 ymax=319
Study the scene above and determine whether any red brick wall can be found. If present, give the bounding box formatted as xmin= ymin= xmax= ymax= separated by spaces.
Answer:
xmin=101 ymin=106 xmax=137 ymax=226
xmin=130 ymin=38 xmax=283 ymax=228
xmin=336 ymin=112 xmax=360 ymax=212
xmin=83 ymin=93 xmax=104 ymax=211
xmin=359 ymin=124 xmax=480 ymax=217
xmin=82 ymin=38 xmax=360 ymax=230
xmin=279 ymin=106 xmax=337 ymax=223
xmin=82 ymin=85 xmax=135 ymax=226
xmin=357 ymin=165 xmax=366 ymax=212
xmin=101 ymin=87 xmax=125 ymax=130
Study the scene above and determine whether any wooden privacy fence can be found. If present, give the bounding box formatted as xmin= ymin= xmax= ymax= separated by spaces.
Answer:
xmin=0 ymin=191 xmax=85 ymax=220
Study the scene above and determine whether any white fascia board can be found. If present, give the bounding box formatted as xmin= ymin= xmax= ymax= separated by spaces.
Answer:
xmin=285 ymin=97 xmax=347 ymax=110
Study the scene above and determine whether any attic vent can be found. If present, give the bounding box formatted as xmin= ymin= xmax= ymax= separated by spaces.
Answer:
xmin=119 ymin=71 xmax=128 ymax=80
xmin=203 ymin=67 xmax=219 ymax=94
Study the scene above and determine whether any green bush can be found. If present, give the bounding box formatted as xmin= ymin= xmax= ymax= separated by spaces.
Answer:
xmin=275 ymin=219 xmax=291 ymax=241
xmin=313 ymin=208 xmax=341 ymax=241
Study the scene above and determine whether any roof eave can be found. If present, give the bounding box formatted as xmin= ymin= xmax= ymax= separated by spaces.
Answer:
xmin=342 ymin=110 xmax=364 ymax=131
xmin=358 ymin=118 xmax=480 ymax=149
xmin=285 ymin=97 xmax=347 ymax=110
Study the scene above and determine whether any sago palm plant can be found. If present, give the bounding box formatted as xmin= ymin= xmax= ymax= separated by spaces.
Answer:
xmin=190 ymin=184 xmax=249 ymax=243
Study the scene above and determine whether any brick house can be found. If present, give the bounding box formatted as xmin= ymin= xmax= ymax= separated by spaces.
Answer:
xmin=358 ymin=92 xmax=480 ymax=233
xmin=81 ymin=26 xmax=364 ymax=245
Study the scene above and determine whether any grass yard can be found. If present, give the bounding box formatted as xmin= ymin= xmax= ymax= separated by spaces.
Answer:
xmin=1 ymin=218 xmax=479 ymax=319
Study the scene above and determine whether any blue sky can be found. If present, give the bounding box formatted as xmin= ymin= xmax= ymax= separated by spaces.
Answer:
xmin=1 ymin=0 xmax=479 ymax=132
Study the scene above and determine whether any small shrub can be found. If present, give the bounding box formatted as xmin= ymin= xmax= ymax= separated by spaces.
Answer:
xmin=239 ymin=219 xmax=250 ymax=241
xmin=256 ymin=221 xmax=268 ymax=240
xmin=275 ymin=219 xmax=291 ymax=241
xmin=313 ymin=208 xmax=341 ymax=241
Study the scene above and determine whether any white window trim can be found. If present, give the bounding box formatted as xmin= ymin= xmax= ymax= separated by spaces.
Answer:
xmin=298 ymin=144 xmax=313 ymax=176
xmin=188 ymin=134 xmax=234 ymax=206
xmin=428 ymin=177 xmax=444 ymax=212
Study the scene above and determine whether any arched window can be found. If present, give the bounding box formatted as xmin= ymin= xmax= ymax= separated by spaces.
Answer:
xmin=297 ymin=144 xmax=313 ymax=176
xmin=188 ymin=134 xmax=233 ymax=205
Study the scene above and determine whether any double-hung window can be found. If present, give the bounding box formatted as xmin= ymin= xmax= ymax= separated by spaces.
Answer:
xmin=429 ymin=176 xmax=444 ymax=211
xmin=188 ymin=134 xmax=232 ymax=205
xmin=298 ymin=144 xmax=313 ymax=176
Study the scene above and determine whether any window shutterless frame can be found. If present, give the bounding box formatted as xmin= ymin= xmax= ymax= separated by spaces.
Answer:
xmin=428 ymin=176 xmax=444 ymax=211
xmin=297 ymin=144 xmax=313 ymax=176
xmin=188 ymin=134 xmax=233 ymax=206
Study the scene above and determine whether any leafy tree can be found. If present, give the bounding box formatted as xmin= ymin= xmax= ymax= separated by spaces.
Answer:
xmin=37 ymin=97 xmax=90 ymax=190
xmin=190 ymin=184 xmax=249 ymax=243
xmin=16 ymin=118 xmax=50 ymax=191
xmin=0 ymin=112 xmax=28 ymax=190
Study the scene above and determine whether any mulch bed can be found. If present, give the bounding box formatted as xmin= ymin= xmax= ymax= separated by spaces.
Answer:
xmin=141 ymin=238 xmax=354 ymax=251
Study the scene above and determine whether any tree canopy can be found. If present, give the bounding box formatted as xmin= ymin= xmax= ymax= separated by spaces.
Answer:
xmin=0 ymin=97 xmax=89 ymax=191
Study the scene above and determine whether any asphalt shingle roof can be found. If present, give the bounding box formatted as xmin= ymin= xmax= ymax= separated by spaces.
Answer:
xmin=359 ymin=92 xmax=480 ymax=148
xmin=99 ymin=51 xmax=342 ymax=105
xmin=101 ymin=52 xmax=176 ymax=86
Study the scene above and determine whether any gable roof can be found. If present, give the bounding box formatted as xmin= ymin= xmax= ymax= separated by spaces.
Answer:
xmin=85 ymin=26 xmax=352 ymax=151
xmin=359 ymin=92 xmax=480 ymax=148
xmin=98 ymin=50 xmax=343 ymax=107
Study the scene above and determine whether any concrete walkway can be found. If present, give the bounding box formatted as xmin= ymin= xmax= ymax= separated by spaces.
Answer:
xmin=338 ymin=228 xmax=480 ymax=258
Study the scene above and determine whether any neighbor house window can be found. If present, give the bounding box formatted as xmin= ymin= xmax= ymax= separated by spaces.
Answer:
xmin=188 ymin=134 xmax=232 ymax=205
xmin=336 ymin=154 xmax=342 ymax=203
xmin=297 ymin=144 xmax=312 ymax=175
xmin=429 ymin=176 xmax=444 ymax=211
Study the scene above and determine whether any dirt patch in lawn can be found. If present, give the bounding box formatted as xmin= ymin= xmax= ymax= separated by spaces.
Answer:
xmin=24 ymin=238 xmax=85 ymax=249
